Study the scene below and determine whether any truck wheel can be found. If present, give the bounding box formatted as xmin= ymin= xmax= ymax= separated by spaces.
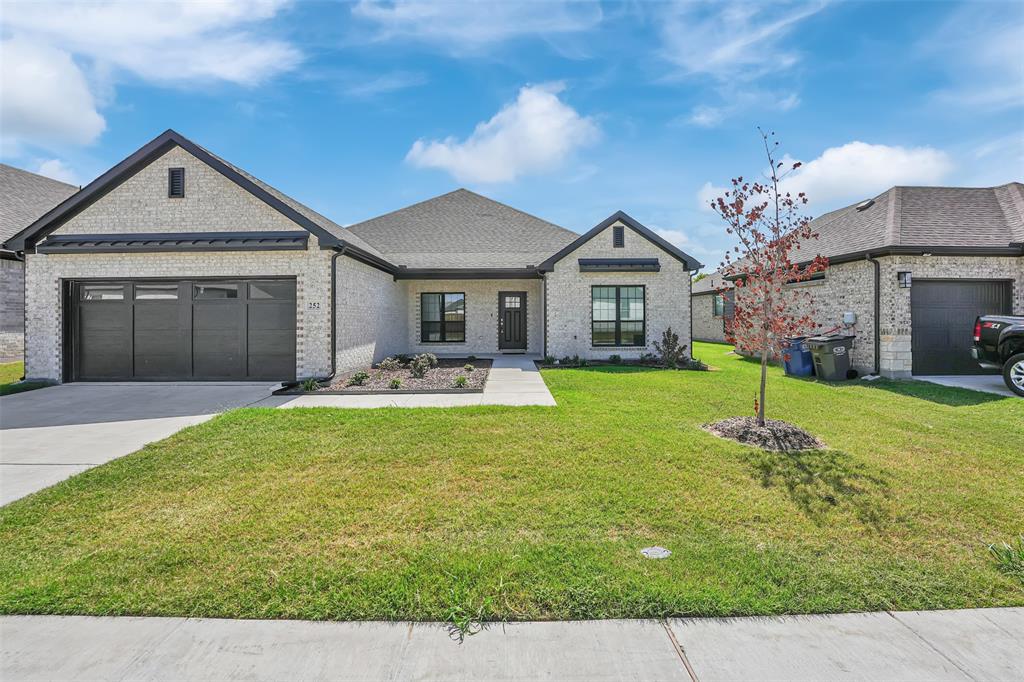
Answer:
xmin=1003 ymin=353 xmax=1024 ymax=397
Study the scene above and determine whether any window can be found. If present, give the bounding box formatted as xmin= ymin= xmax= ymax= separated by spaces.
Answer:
xmin=592 ymin=286 xmax=645 ymax=346
xmin=80 ymin=284 xmax=124 ymax=301
xmin=194 ymin=283 xmax=238 ymax=299
xmin=712 ymin=294 xmax=725 ymax=317
xmin=168 ymin=168 xmax=185 ymax=198
xmin=135 ymin=283 xmax=178 ymax=300
xmin=249 ymin=281 xmax=292 ymax=299
xmin=421 ymin=293 xmax=465 ymax=342
xmin=613 ymin=225 xmax=625 ymax=248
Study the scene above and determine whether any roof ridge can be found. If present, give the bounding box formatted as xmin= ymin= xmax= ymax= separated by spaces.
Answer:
xmin=885 ymin=187 xmax=901 ymax=246
xmin=453 ymin=188 xmax=579 ymax=238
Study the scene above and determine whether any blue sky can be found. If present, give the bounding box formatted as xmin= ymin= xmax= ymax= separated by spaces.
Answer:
xmin=2 ymin=1 xmax=1022 ymax=270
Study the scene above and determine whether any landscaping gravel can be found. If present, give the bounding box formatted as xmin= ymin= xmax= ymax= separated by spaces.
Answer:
xmin=323 ymin=359 xmax=491 ymax=392
xmin=703 ymin=416 xmax=825 ymax=451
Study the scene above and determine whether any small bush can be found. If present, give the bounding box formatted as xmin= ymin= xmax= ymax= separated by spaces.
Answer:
xmin=453 ymin=375 xmax=468 ymax=388
xmin=571 ymin=354 xmax=581 ymax=366
xmin=542 ymin=355 xmax=556 ymax=365
xmin=989 ymin=536 xmax=1024 ymax=582
xmin=653 ymin=327 xmax=687 ymax=368
xmin=389 ymin=378 xmax=402 ymax=390
xmin=560 ymin=356 xmax=574 ymax=366
xmin=396 ymin=354 xmax=412 ymax=365
xmin=681 ymin=357 xmax=709 ymax=371
xmin=467 ymin=355 xmax=477 ymax=362
xmin=300 ymin=377 xmax=321 ymax=391
xmin=464 ymin=363 xmax=475 ymax=372
xmin=347 ymin=371 xmax=370 ymax=386
xmin=578 ymin=358 xmax=589 ymax=367
xmin=609 ymin=354 xmax=622 ymax=364
xmin=410 ymin=353 xmax=438 ymax=378
xmin=378 ymin=356 xmax=403 ymax=371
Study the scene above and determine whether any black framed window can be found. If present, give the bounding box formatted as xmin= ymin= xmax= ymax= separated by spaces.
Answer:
xmin=712 ymin=294 xmax=725 ymax=317
xmin=592 ymin=285 xmax=644 ymax=346
xmin=421 ymin=292 xmax=465 ymax=342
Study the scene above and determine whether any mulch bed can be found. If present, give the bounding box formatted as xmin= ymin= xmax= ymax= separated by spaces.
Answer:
xmin=703 ymin=416 xmax=825 ymax=451
xmin=321 ymin=358 xmax=491 ymax=392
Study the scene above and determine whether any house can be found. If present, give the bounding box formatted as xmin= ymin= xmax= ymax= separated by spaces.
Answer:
xmin=692 ymin=184 xmax=1024 ymax=377
xmin=0 ymin=165 xmax=79 ymax=363
xmin=690 ymin=271 xmax=733 ymax=344
xmin=2 ymin=130 xmax=701 ymax=383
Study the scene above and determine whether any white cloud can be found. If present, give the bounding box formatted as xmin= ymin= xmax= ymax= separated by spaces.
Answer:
xmin=35 ymin=159 xmax=82 ymax=185
xmin=696 ymin=181 xmax=727 ymax=211
xmin=653 ymin=227 xmax=690 ymax=248
xmin=406 ymin=82 xmax=599 ymax=183
xmin=1 ymin=1 xmax=299 ymax=151
xmin=344 ymin=71 xmax=428 ymax=98
xmin=659 ymin=2 xmax=826 ymax=81
xmin=688 ymin=105 xmax=726 ymax=128
xmin=0 ymin=38 xmax=106 ymax=148
xmin=781 ymin=141 xmax=953 ymax=205
xmin=351 ymin=0 xmax=602 ymax=53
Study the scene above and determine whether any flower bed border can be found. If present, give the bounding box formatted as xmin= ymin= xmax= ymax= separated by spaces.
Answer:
xmin=273 ymin=386 xmax=484 ymax=396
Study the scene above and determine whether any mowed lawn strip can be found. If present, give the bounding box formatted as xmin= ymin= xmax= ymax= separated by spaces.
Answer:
xmin=0 ymin=342 xmax=1021 ymax=620
xmin=0 ymin=361 xmax=50 ymax=396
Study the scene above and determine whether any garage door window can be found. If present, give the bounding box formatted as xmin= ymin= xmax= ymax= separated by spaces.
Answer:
xmin=135 ymin=283 xmax=178 ymax=300
xmin=249 ymin=281 xmax=292 ymax=299
xmin=195 ymin=283 xmax=239 ymax=299
xmin=81 ymin=284 xmax=124 ymax=300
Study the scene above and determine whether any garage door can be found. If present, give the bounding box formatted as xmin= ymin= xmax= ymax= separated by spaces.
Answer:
xmin=71 ymin=279 xmax=296 ymax=381
xmin=911 ymin=280 xmax=1012 ymax=375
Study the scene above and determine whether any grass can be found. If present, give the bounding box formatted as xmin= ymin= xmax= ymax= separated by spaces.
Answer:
xmin=0 ymin=361 xmax=49 ymax=396
xmin=0 ymin=342 xmax=1021 ymax=622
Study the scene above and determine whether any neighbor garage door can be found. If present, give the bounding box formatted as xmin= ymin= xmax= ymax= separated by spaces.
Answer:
xmin=911 ymin=279 xmax=1012 ymax=375
xmin=70 ymin=279 xmax=296 ymax=381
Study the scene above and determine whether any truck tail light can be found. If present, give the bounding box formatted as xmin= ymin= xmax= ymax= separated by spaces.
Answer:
xmin=973 ymin=319 xmax=981 ymax=342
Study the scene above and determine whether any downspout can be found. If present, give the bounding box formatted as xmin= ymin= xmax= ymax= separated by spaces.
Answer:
xmin=14 ymin=250 xmax=26 ymax=381
xmin=866 ymin=254 xmax=881 ymax=376
xmin=281 ymin=245 xmax=345 ymax=389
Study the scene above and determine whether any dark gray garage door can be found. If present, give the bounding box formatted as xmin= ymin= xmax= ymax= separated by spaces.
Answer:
xmin=911 ymin=279 xmax=1012 ymax=375
xmin=71 ymin=279 xmax=296 ymax=381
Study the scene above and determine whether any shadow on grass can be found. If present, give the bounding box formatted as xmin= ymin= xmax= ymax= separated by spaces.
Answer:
xmin=745 ymin=448 xmax=891 ymax=528
xmin=854 ymin=379 xmax=1007 ymax=407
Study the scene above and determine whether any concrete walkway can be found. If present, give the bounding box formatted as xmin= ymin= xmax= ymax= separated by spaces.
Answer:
xmin=2 ymin=608 xmax=1020 ymax=681
xmin=278 ymin=356 xmax=556 ymax=408
xmin=0 ymin=382 xmax=285 ymax=506
xmin=917 ymin=374 xmax=1018 ymax=397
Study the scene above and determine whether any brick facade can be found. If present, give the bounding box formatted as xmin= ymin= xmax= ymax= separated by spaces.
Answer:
xmin=691 ymin=292 xmax=726 ymax=343
xmin=544 ymin=220 xmax=692 ymax=360
xmin=0 ymin=258 xmax=25 ymax=362
xmin=335 ymin=258 xmax=407 ymax=372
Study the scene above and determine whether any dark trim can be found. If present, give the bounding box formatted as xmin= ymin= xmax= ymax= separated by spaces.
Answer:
xmin=538 ymin=211 xmax=703 ymax=272
xmin=497 ymin=290 xmax=528 ymax=350
xmin=578 ymin=258 xmax=660 ymax=272
xmin=867 ymin=255 xmax=881 ymax=375
xmin=613 ymin=225 xmax=625 ymax=248
xmin=420 ymin=291 xmax=466 ymax=343
xmin=590 ymin=284 xmax=646 ymax=348
xmin=37 ymin=231 xmax=309 ymax=254
xmin=4 ymin=129 xmax=344 ymax=252
xmin=394 ymin=267 xmax=540 ymax=280
xmin=542 ymin=278 xmax=548 ymax=360
xmin=168 ymin=167 xmax=185 ymax=198
xmin=339 ymin=243 xmax=397 ymax=274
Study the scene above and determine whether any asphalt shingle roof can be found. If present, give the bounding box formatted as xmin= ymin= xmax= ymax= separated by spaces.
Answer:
xmin=691 ymin=271 xmax=732 ymax=294
xmin=1 ymin=164 xmax=79 ymax=248
xmin=346 ymin=189 xmax=580 ymax=269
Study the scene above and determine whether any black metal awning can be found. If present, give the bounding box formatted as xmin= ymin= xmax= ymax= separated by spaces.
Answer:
xmin=578 ymin=258 xmax=661 ymax=272
xmin=36 ymin=231 xmax=309 ymax=254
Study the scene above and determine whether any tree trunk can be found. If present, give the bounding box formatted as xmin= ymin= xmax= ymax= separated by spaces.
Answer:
xmin=758 ymin=347 xmax=768 ymax=426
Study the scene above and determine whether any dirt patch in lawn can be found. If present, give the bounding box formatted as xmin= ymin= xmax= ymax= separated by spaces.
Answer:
xmin=323 ymin=358 xmax=491 ymax=392
xmin=703 ymin=416 xmax=825 ymax=451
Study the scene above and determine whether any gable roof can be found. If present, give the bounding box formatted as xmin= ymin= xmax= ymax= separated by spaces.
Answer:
xmin=1 ymin=164 xmax=79 ymax=251
xmin=801 ymin=182 xmax=1024 ymax=262
xmin=691 ymin=270 xmax=733 ymax=295
xmin=346 ymin=189 xmax=579 ymax=269
xmin=538 ymin=211 xmax=703 ymax=272
xmin=2 ymin=129 xmax=393 ymax=272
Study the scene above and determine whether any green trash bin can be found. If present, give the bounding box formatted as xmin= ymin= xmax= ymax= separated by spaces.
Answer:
xmin=806 ymin=334 xmax=856 ymax=381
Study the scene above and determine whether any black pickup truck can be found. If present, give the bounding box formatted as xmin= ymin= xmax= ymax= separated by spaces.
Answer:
xmin=972 ymin=315 xmax=1024 ymax=396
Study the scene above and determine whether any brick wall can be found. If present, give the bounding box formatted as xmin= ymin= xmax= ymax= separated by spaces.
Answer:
xmin=691 ymin=292 xmax=726 ymax=343
xmin=335 ymin=258 xmax=407 ymax=371
xmin=544 ymin=221 xmax=692 ymax=360
xmin=0 ymin=258 xmax=25 ymax=361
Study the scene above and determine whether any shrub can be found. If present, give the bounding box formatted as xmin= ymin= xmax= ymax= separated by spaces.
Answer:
xmin=681 ymin=357 xmax=709 ymax=371
xmin=578 ymin=358 xmax=589 ymax=367
xmin=542 ymin=355 xmax=556 ymax=365
xmin=609 ymin=354 xmax=622 ymax=364
xmin=989 ymin=535 xmax=1024 ymax=582
xmin=463 ymin=363 xmax=475 ymax=372
xmin=453 ymin=375 xmax=468 ymax=388
xmin=378 ymin=356 xmax=403 ymax=371
xmin=467 ymin=355 xmax=477 ymax=362
xmin=396 ymin=354 xmax=412 ymax=365
xmin=347 ymin=371 xmax=370 ymax=386
xmin=571 ymin=354 xmax=581 ymax=366
xmin=560 ymin=356 xmax=574 ymax=366
xmin=300 ymin=377 xmax=321 ymax=392
xmin=389 ymin=378 xmax=402 ymax=390
xmin=653 ymin=327 xmax=687 ymax=368
xmin=410 ymin=353 xmax=438 ymax=378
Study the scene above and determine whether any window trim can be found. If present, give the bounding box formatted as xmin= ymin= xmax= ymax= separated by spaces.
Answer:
xmin=168 ymin=167 xmax=185 ymax=198
xmin=591 ymin=285 xmax=646 ymax=347
xmin=712 ymin=294 xmax=725 ymax=317
xmin=420 ymin=291 xmax=466 ymax=343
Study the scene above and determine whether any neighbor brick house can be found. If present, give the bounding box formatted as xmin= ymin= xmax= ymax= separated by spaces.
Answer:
xmin=692 ymin=184 xmax=1024 ymax=377
xmin=0 ymin=165 xmax=79 ymax=363
xmin=3 ymin=130 xmax=701 ymax=383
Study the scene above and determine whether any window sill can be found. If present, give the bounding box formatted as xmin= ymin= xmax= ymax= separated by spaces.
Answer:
xmin=591 ymin=345 xmax=646 ymax=349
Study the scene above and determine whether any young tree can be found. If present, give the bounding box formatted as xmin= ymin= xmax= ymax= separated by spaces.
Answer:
xmin=710 ymin=129 xmax=828 ymax=426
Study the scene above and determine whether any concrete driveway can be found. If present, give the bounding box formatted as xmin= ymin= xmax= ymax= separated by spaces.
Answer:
xmin=917 ymin=374 xmax=1018 ymax=397
xmin=0 ymin=383 xmax=285 ymax=506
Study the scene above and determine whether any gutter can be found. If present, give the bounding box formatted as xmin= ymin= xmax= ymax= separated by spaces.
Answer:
xmin=281 ymin=246 xmax=346 ymax=390
xmin=866 ymin=254 xmax=881 ymax=376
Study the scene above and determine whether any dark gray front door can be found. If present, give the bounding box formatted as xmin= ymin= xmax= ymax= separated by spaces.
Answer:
xmin=911 ymin=279 xmax=1012 ymax=375
xmin=498 ymin=291 xmax=527 ymax=350
xmin=71 ymin=279 xmax=296 ymax=381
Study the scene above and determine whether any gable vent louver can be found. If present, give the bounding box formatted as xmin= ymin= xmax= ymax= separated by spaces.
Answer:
xmin=613 ymin=225 xmax=625 ymax=248
xmin=168 ymin=168 xmax=185 ymax=198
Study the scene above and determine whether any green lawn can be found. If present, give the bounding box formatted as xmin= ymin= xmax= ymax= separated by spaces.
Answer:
xmin=1 ymin=342 xmax=1021 ymax=622
xmin=0 ymin=361 xmax=49 ymax=396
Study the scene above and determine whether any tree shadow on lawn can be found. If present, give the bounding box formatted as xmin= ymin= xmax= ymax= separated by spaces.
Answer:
xmin=852 ymin=379 xmax=1007 ymax=407
xmin=744 ymin=447 xmax=891 ymax=529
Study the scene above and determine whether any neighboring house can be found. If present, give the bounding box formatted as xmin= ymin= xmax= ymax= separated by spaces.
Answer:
xmin=0 ymin=165 xmax=79 ymax=363
xmin=3 ymin=130 xmax=701 ymax=384
xmin=698 ymin=185 xmax=1024 ymax=378
xmin=691 ymin=271 xmax=733 ymax=343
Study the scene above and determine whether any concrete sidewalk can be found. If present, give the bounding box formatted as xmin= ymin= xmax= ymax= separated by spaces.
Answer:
xmin=2 ymin=608 xmax=1020 ymax=681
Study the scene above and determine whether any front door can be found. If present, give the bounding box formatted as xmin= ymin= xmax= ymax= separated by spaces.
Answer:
xmin=498 ymin=291 xmax=527 ymax=350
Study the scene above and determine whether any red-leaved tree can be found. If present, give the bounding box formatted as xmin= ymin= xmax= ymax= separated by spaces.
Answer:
xmin=711 ymin=129 xmax=828 ymax=426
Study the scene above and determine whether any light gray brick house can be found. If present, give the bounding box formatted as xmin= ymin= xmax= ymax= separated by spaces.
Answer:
xmin=3 ymin=130 xmax=701 ymax=384
xmin=0 ymin=165 xmax=79 ymax=363
xmin=691 ymin=184 xmax=1024 ymax=378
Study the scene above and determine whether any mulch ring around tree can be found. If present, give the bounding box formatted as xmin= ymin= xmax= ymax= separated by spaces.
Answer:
xmin=703 ymin=416 xmax=825 ymax=452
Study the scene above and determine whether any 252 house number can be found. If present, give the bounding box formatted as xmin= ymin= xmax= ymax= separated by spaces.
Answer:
xmin=307 ymin=302 xmax=321 ymax=310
